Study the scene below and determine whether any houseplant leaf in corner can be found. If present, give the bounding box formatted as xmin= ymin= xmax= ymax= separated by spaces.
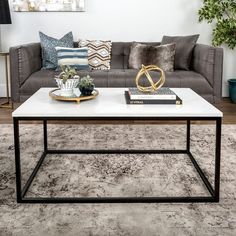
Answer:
xmin=198 ymin=0 xmax=236 ymax=102
xmin=198 ymin=0 xmax=236 ymax=48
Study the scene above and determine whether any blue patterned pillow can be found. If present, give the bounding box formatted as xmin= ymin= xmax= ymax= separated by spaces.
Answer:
xmin=39 ymin=31 xmax=74 ymax=70
xmin=55 ymin=46 xmax=89 ymax=70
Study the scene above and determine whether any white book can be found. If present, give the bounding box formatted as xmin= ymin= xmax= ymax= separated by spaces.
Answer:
xmin=128 ymin=88 xmax=176 ymax=100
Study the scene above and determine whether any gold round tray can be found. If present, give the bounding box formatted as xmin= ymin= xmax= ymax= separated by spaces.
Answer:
xmin=49 ymin=88 xmax=99 ymax=103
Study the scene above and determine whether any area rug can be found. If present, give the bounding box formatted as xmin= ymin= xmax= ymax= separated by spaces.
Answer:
xmin=0 ymin=124 xmax=236 ymax=236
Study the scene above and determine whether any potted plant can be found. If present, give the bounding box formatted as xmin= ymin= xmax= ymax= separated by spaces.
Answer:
xmin=55 ymin=65 xmax=80 ymax=97
xmin=229 ymin=78 xmax=236 ymax=103
xmin=78 ymin=75 xmax=95 ymax=96
xmin=198 ymin=0 xmax=236 ymax=103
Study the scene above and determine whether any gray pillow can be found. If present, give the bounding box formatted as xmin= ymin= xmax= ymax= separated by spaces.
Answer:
xmin=129 ymin=43 xmax=176 ymax=71
xmin=39 ymin=31 xmax=74 ymax=70
xmin=161 ymin=35 xmax=199 ymax=70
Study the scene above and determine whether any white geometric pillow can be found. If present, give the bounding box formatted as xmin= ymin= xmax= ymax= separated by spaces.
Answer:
xmin=78 ymin=39 xmax=112 ymax=70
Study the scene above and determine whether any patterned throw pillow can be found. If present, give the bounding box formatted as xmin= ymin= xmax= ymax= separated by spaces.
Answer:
xmin=78 ymin=39 xmax=112 ymax=70
xmin=55 ymin=46 xmax=89 ymax=70
xmin=129 ymin=43 xmax=176 ymax=72
xmin=39 ymin=31 xmax=74 ymax=70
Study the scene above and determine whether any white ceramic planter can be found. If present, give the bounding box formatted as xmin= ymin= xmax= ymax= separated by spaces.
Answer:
xmin=55 ymin=76 xmax=80 ymax=97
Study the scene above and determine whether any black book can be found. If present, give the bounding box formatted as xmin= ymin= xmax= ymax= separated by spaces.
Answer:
xmin=124 ymin=91 xmax=182 ymax=105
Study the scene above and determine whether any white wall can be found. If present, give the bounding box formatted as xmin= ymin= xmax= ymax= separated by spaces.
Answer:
xmin=0 ymin=0 xmax=235 ymax=96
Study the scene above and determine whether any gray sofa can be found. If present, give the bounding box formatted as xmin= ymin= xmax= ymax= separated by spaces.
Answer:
xmin=10 ymin=42 xmax=223 ymax=103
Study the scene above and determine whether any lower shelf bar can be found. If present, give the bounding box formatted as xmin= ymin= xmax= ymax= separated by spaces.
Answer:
xmin=20 ymin=196 xmax=215 ymax=204
xmin=47 ymin=149 xmax=188 ymax=155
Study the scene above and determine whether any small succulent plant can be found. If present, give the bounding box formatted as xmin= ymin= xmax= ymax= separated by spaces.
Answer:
xmin=58 ymin=65 xmax=78 ymax=84
xmin=79 ymin=75 xmax=94 ymax=88
xmin=78 ymin=75 xmax=95 ymax=96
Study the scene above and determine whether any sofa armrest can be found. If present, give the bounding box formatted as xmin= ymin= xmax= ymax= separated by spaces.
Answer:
xmin=192 ymin=44 xmax=223 ymax=103
xmin=10 ymin=43 xmax=42 ymax=102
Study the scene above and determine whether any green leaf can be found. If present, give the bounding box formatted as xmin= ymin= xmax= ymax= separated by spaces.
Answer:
xmin=198 ymin=0 xmax=236 ymax=49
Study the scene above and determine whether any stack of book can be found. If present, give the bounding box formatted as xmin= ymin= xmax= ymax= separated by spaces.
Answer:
xmin=125 ymin=88 xmax=182 ymax=105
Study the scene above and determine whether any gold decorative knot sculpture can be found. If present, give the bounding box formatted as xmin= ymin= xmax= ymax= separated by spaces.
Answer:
xmin=135 ymin=64 xmax=165 ymax=92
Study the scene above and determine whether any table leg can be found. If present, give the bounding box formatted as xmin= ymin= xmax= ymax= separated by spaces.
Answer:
xmin=214 ymin=118 xmax=222 ymax=201
xmin=186 ymin=120 xmax=191 ymax=152
xmin=43 ymin=120 xmax=48 ymax=152
xmin=13 ymin=118 xmax=22 ymax=202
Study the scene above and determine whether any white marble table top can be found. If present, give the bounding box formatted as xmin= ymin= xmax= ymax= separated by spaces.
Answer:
xmin=12 ymin=88 xmax=223 ymax=118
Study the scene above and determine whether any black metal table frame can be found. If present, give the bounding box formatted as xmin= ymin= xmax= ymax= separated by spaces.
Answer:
xmin=13 ymin=116 xmax=222 ymax=204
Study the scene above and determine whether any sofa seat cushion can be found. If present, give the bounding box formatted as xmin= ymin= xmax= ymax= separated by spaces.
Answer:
xmin=107 ymin=69 xmax=182 ymax=88
xmin=122 ymin=69 xmax=181 ymax=88
xmin=107 ymin=69 xmax=127 ymax=87
xmin=20 ymin=69 xmax=111 ymax=95
xmin=20 ymin=70 xmax=57 ymax=95
xmin=108 ymin=69 xmax=156 ymax=87
xmin=107 ymin=69 xmax=212 ymax=99
xmin=176 ymin=70 xmax=213 ymax=95
xmin=20 ymin=69 xmax=213 ymax=100
xmin=89 ymin=70 xmax=109 ymax=87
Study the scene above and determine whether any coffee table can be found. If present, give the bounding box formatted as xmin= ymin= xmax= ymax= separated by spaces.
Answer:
xmin=12 ymin=88 xmax=223 ymax=204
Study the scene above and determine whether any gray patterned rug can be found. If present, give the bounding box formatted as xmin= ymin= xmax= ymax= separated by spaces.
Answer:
xmin=0 ymin=124 xmax=236 ymax=236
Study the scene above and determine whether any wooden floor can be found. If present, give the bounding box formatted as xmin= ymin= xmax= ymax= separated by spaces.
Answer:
xmin=0 ymin=98 xmax=236 ymax=124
